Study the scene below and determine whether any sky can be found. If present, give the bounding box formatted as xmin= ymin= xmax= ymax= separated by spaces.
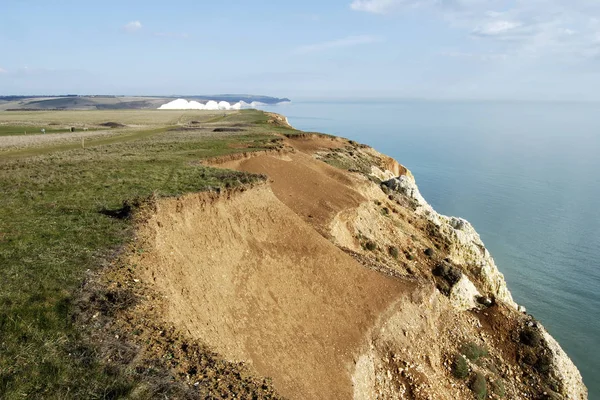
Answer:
xmin=1 ymin=0 xmax=600 ymax=100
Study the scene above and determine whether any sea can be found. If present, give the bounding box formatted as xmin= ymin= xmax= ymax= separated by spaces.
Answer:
xmin=262 ymin=100 xmax=600 ymax=398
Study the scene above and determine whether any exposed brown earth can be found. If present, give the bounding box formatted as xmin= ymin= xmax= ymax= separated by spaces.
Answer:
xmin=104 ymin=132 xmax=585 ymax=399
xmin=217 ymin=152 xmax=365 ymax=236
xmin=131 ymin=186 xmax=410 ymax=399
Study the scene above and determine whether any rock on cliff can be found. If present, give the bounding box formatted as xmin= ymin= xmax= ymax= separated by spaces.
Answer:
xmin=382 ymin=173 xmax=517 ymax=310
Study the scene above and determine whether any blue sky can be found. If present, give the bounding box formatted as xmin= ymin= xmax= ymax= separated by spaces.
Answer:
xmin=1 ymin=0 xmax=600 ymax=100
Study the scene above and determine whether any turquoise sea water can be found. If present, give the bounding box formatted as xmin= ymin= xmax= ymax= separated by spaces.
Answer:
xmin=263 ymin=100 xmax=600 ymax=398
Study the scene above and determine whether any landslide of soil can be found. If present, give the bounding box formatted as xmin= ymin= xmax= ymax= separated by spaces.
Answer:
xmin=110 ymin=130 xmax=586 ymax=399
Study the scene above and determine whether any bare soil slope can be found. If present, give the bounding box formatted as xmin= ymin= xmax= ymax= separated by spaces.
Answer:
xmin=126 ymin=133 xmax=584 ymax=400
xmin=133 ymin=186 xmax=409 ymax=399
xmin=218 ymin=150 xmax=365 ymax=235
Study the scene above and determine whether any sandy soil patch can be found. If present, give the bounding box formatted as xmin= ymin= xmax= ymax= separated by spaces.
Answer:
xmin=219 ymin=151 xmax=365 ymax=235
xmin=132 ymin=186 xmax=410 ymax=399
xmin=284 ymin=134 xmax=347 ymax=154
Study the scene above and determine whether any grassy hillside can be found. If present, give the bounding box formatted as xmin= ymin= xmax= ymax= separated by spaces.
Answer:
xmin=0 ymin=109 xmax=295 ymax=398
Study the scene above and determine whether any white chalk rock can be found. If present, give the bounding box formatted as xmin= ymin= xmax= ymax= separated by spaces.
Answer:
xmin=158 ymin=98 xmax=192 ymax=110
xmin=204 ymin=100 xmax=219 ymax=110
xmin=540 ymin=327 xmax=588 ymax=399
xmin=449 ymin=275 xmax=481 ymax=311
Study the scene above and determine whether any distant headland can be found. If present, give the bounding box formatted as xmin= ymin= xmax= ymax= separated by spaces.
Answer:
xmin=0 ymin=94 xmax=290 ymax=111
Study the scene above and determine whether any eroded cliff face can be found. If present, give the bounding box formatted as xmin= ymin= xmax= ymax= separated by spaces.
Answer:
xmin=318 ymin=141 xmax=587 ymax=400
xmin=382 ymin=173 xmax=517 ymax=310
xmin=379 ymin=173 xmax=586 ymax=399
xmin=116 ymin=131 xmax=586 ymax=399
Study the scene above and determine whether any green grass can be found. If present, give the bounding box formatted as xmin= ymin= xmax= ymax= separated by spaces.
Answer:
xmin=461 ymin=342 xmax=489 ymax=362
xmin=0 ymin=109 xmax=291 ymax=398
xmin=317 ymin=146 xmax=378 ymax=174
xmin=471 ymin=372 xmax=488 ymax=400
xmin=0 ymin=126 xmax=173 ymax=160
xmin=452 ymin=354 xmax=470 ymax=379
xmin=491 ymin=378 xmax=506 ymax=398
xmin=0 ymin=109 xmax=225 ymax=126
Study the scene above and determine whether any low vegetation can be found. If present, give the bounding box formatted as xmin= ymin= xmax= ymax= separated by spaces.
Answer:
xmin=471 ymin=372 xmax=487 ymax=400
xmin=433 ymin=261 xmax=463 ymax=294
xmin=491 ymin=378 xmax=506 ymax=398
xmin=520 ymin=326 xmax=543 ymax=347
xmin=0 ymin=109 xmax=293 ymax=398
xmin=388 ymin=246 xmax=399 ymax=259
xmin=452 ymin=354 xmax=470 ymax=379
xmin=0 ymin=125 xmax=86 ymax=136
xmin=433 ymin=262 xmax=462 ymax=286
xmin=317 ymin=144 xmax=378 ymax=174
xmin=365 ymin=240 xmax=377 ymax=251
xmin=460 ymin=342 xmax=489 ymax=362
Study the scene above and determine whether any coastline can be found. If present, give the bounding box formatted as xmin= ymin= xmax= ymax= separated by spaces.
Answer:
xmin=0 ymin=107 xmax=589 ymax=398
xmin=386 ymin=163 xmax=587 ymax=399
xmin=271 ymin=109 xmax=587 ymax=398
xmin=270 ymin=100 xmax=598 ymax=397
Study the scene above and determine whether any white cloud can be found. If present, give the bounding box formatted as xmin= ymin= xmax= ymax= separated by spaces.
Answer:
xmin=350 ymin=0 xmax=407 ymax=14
xmin=293 ymin=35 xmax=382 ymax=54
xmin=123 ymin=20 xmax=142 ymax=32
xmin=472 ymin=20 xmax=522 ymax=36
xmin=351 ymin=0 xmax=600 ymax=60
xmin=350 ymin=0 xmax=485 ymax=14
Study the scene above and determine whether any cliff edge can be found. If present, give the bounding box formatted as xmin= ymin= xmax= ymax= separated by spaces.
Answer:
xmin=107 ymin=122 xmax=586 ymax=399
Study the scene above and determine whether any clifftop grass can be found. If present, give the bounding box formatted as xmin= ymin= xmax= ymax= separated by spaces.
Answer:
xmin=0 ymin=109 xmax=292 ymax=398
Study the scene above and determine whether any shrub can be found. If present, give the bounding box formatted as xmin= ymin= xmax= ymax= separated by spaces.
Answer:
xmin=535 ymin=354 xmax=552 ymax=374
xmin=388 ymin=246 xmax=399 ymax=259
xmin=433 ymin=263 xmax=462 ymax=285
xmin=471 ymin=373 xmax=487 ymax=400
xmin=436 ymin=281 xmax=451 ymax=295
xmin=461 ymin=342 xmax=488 ymax=362
xmin=365 ymin=241 xmax=377 ymax=251
xmin=452 ymin=355 xmax=469 ymax=379
xmin=424 ymin=248 xmax=434 ymax=257
xmin=520 ymin=326 xmax=542 ymax=347
xmin=491 ymin=379 xmax=506 ymax=398
xmin=521 ymin=348 xmax=538 ymax=366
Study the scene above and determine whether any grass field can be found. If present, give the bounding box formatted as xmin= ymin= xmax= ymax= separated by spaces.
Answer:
xmin=0 ymin=109 xmax=295 ymax=398
xmin=0 ymin=109 xmax=230 ymax=126
xmin=0 ymin=126 xmax=80 ymax=136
